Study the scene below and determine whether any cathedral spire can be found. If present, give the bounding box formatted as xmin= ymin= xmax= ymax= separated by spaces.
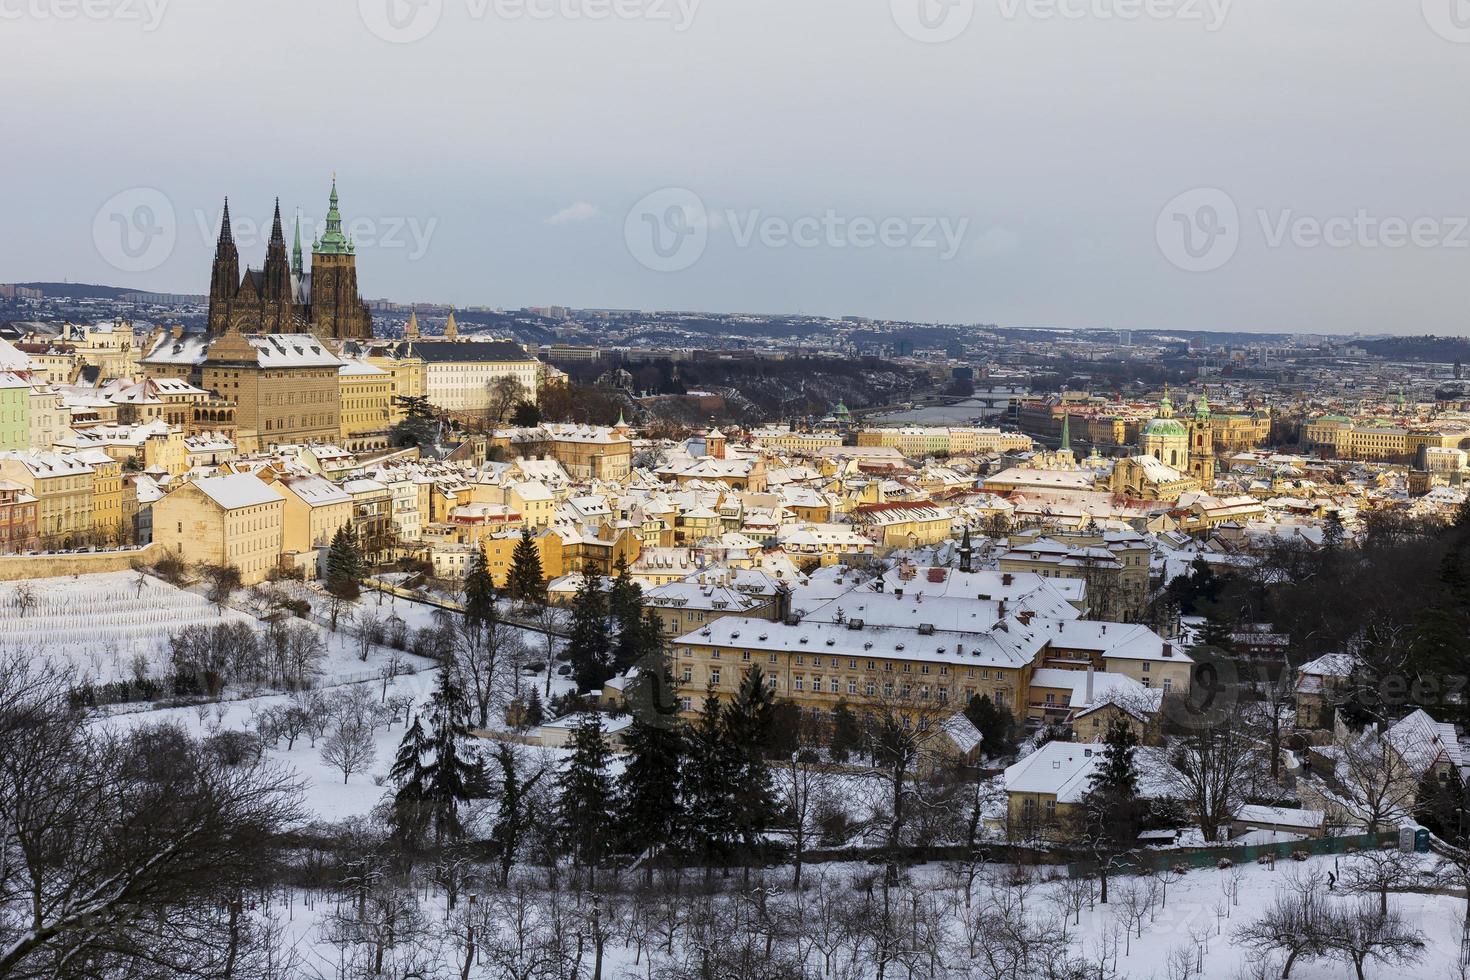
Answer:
xmin=291 ymin=210 xmax=304 ymax=277
xmin=405 ymin=308 xmax=420 ymax=340
xmin=445 ymin=309 xmax=458 ymax=340
xmin=1060 ymin=413 xmax=1071 ymax=452
xmin=218 ymin=197 xmax=234 ymax=245
xmin=269 ymin=198 xmax=285 ymax=247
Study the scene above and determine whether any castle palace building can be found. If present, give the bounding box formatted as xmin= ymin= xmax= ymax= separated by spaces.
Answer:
xmin=206 ymin=178 xmax=373 ymax=342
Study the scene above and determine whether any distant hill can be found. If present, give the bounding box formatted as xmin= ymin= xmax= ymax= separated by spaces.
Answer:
xmin=12 ymin=282 xmax=135 ymax=300
xmin=1358 ymin=335 xmax=1470 ymax=363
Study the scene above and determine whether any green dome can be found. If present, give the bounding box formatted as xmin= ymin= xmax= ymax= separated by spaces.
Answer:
xmin=1143 ymin=417 xmax=1187 ymax=437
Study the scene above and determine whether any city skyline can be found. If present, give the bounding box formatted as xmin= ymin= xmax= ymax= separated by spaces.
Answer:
xmin=4 ymin=3 xmax=1470 ymax=334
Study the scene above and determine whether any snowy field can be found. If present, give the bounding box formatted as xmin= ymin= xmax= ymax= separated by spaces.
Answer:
xmin=5 ymin=571 xmax=571 ymax=821
xmin=0 ymin=572 xmax=257 ymax=683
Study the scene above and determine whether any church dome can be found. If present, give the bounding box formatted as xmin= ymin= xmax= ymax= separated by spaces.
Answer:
xmin=1143 ymin=417 xmax=1187 ymax=437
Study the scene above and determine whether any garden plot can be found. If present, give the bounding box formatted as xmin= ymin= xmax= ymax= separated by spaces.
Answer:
xmin=0 ymin=572 xmax=255 ymax=683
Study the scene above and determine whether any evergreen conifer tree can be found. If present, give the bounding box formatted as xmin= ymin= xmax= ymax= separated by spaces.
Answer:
xmin=506 ymin=528 xmax=546 ymax=606
xmin=489 ymin=743 xmax=548 ymax=886
xmin=388 ymin=712 xmax=431 ymax=848
xmin=556 ymin=714 xmax=614 ymax=871
xmin=682 ymin=686 xmax=739 ymax=873
xmin=829 ymin=699 xmax=863 ymax=762
xmin=723 ymin=665 xmax=777 ymax=858
xmin=617 ymin=715 xmax=685 ymax=879
xmin=565 ymin=567 xmax=612 ymax=690
xmin=1089 ymin=718 xmax=1139 ymax=796
xmin=325 ymin=524 xmax=364 ymax=601
xmin=463 ymin=545 xmax=496 ymax=634
xmin=421 ymin=668 xmax=477 ymax=844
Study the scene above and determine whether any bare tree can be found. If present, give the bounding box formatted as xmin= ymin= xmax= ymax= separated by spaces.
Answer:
xmin=13 ymin=581 xmax=36 ymax=618
xmin=321 ymin=710 xmax=377 ymax=784
xmin=1333 ymin=730 xmax=1420 ymax=834
xmin=1322 ymin=899 xmax=1426 ymax=980
xmin=1165 ymin=706 xmax=1265 ymax=842
xmin=0 ymin=655 xmax=303 ymax=977
xmin=1339 ymin=846 xmax=1422 ymax=916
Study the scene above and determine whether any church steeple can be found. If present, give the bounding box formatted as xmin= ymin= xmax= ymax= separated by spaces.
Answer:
xmin=291 ymin=210 xmax=304 ymax=277
xmin=1060 ymin=413 xmax=1071 ymax=452
xmin=958 ymin=525 xmax=973 ymax=574
xmin=445 ymin=309 xmax=458 ymax=340
xmin=316 ymin=174 xmax=350 ymax=255
xmin=1159 ymin=384 xmax=1174 ymax=419
xmin=261 ymin=197 xmax=292 ymax=311
xmin=405 ymin=308 xmax=420 ymax=340
xmin=206 ymin=196 xmax=240 ymax=337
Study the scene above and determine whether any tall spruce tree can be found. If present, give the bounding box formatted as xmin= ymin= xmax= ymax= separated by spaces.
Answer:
xmin=506 ymin=528 xmax=546 ymax=607
xmin=325 ymin=524 xmax=365 ymax=600
xmin=565 ymin=568 xmax=612 ymax=691
xmin=683 ymin=686 xmax=739 ymax=875
xmin=556 ymin=714 xmax=614 ymax=872
xmin=421 ymin=668 xmax=478 ymax=845
xmin=1089 ymin=718 xmax=1139 ymax=796
xmin=463 ymin=545 xmax=496 ymax=634
xmin=388 ymin=713 xmax=431 ymax=849
xmin=490 ymin=743 xmax=548 ymax=886
xmin=724 ymin=665 xmax=778 ymax=859
xmin=617 ymin=715 xmax=685 ymax=880
xmin=829 ymin=699 xmax=862 ymax=763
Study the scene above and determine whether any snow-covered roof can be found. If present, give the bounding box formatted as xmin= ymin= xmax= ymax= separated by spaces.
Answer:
xmin=190 ymin=474 xmax=284 ymax=510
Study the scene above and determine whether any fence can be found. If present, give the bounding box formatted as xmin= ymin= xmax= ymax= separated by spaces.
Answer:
xmin=1066 ymin=830 xmax=1401 ymax=878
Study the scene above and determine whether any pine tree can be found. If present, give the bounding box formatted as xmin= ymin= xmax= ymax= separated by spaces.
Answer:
xmin=421 ymin=668 xmax=477 ymax=845
xmin=963 ymin=693 xmax=1015 ymax=758
xmin=682 ymin=687 xmax=739 ymax=873
xmin=615 ymin=607 xmax=664 ymax=675
xmin=608 ymin=555 xmax=642 ymax=627
xmin=463 ymin=545 xmax=496 ymax=634
xmin=506 ymin=528 xmax=546 ymax=606
xmin=521 ymin=688 xmax=545 ymax=727
xmin=388 ymin=713 xmax=431 ymax=848
xmin=556 ymin=714 xmax=614 ymax=871
xmin=490 ymin=743 xmax=548 ymax=886
xmin=325 ymin=524 xmax=365 ymax=601
xmin=723 ymin=665 xmax=777 ymax=858
xmin=617 ymin=716 xmax=685 ymax=879
xmin=1089 ymin=718 xmax=1139 ymax=796
xmin=829 ymin=699 xmax=862 ymax=763
xmin=565 ymin=568 xmax=612 ymax=691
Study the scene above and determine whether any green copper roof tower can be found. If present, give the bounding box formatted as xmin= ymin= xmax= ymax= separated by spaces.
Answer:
xmin=291 ymin=210 xmax=304 ymax=277
xmin=1059 ymin=413 xmax=1071 ymax=452
xmin=315 ymin=174 xmax=350 ymax=255
xmin=1195 ymin=392 xmax=1210 ymax=420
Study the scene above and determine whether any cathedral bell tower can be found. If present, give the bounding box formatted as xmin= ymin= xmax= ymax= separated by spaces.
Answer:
xmin=206 ymin=197 xmax=240 ymax=337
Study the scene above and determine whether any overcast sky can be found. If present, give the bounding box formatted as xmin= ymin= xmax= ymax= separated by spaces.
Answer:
xmin=2 ymin=1 xmax=1468 ymax=334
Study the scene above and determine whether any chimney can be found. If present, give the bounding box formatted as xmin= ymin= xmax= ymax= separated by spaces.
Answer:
xmin=1163 ymin=643 xmax=1173 ymax=657
xmin=1002 ymin=573 xmax=1013 ymax=586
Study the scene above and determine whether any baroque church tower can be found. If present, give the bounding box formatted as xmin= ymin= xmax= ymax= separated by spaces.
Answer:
xmin=1186 ymin=393 xmax=1216 ymax=485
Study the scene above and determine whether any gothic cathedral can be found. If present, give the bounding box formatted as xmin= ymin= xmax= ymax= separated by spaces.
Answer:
xmin=206 ymin=178 xmax=374 ymax=342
